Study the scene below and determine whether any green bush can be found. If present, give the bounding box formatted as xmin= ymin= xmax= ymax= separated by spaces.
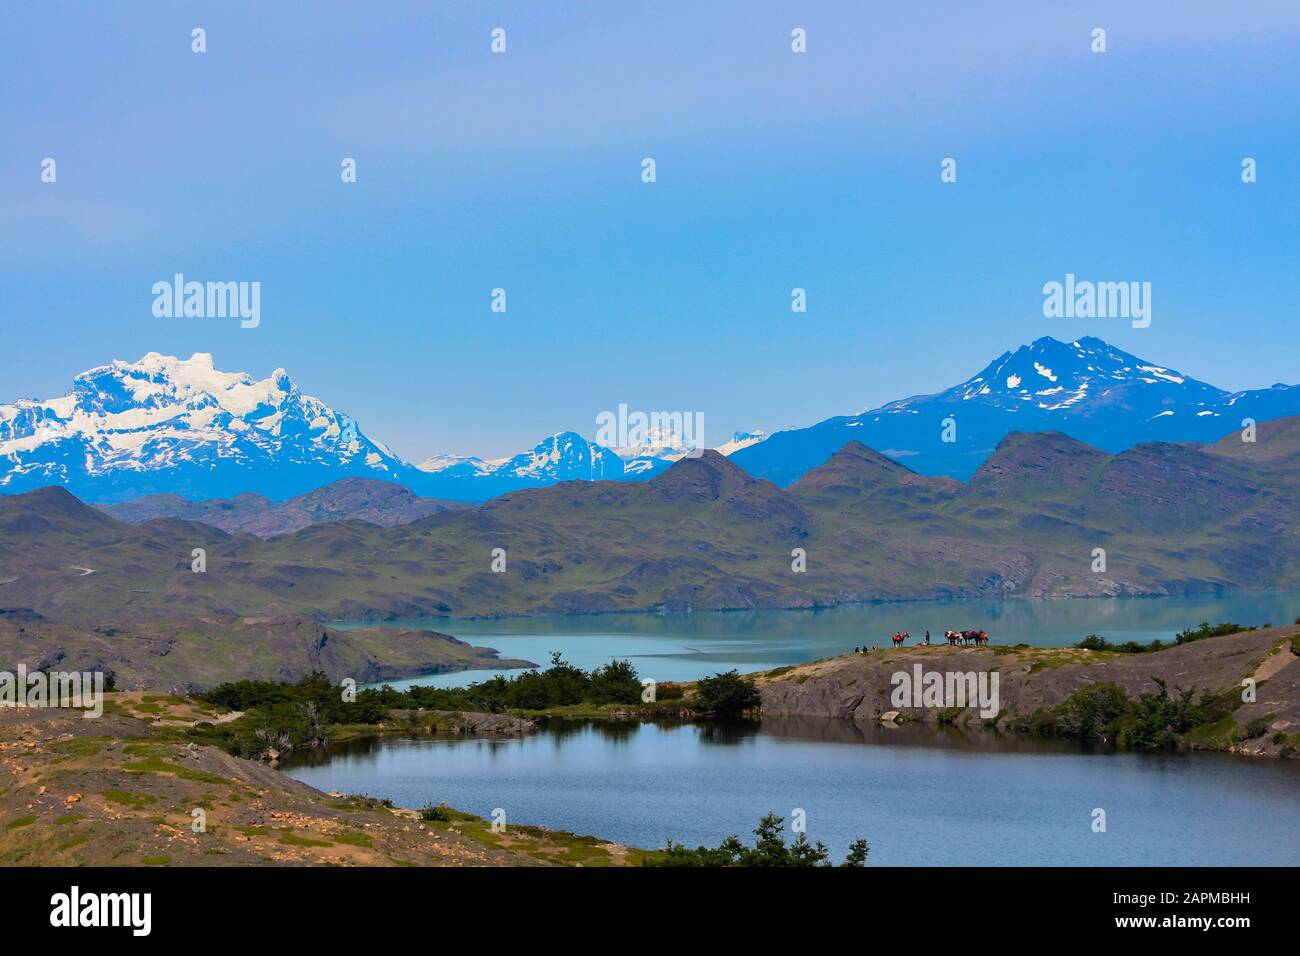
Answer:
xmin=420 ymin=804 xmax=451 ymax=822
xmin=586 ymin=659 xmax=643 ymax=705
xmin=1031 ymin=677 xmax=1245 ymax=751
xmin=657 ymin=682 xmax=685 ymax=701
xmin=693 ymin=671 xmax=761 ymax=716
xmin=1244 ymin=716 xmax=1273 ymax=739
xmin=1053 ymin=682 xmax=1129 ymax=740
xmin=646 ymin=812 xmax=868 ymax=867
xmin=1074 ymin=622 xmax=1254 ymax=656
xmin=197 ymin=654 xmax=676 ymax=757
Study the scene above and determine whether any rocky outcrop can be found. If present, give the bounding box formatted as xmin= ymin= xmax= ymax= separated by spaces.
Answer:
xmin=758 ymin=626 xmax=1300 ymax=755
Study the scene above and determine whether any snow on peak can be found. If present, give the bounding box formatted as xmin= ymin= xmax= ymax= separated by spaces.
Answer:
xmin=0 ymin=353 xmax=403 ymax=495
xmin=932 ymin=336 xmax=1222 ymax=413
xmin=716 ymin=430 xmax=767 ymax=456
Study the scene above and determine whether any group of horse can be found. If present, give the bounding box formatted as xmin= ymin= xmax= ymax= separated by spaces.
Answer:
xmin=943 ymin=629 xmax=990 ymax=646
xmin=885 ymin=629 xmax=990 ymax=647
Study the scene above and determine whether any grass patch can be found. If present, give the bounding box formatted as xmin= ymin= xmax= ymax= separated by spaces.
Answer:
xmin=122 ymin=757 xmax=228 ymax=785
xmin=1182 ymin=715 xmax=1244 ymax=750
xmin=333 ymin=831 xmax=373 ymax=848
xmin=102 ymin=789 xmax=157 ymax=810
xmin=49 ymin=737 xmax=110 ymax=758
xmin=6 ymin=816 xmax=37 ymax=830
xmin=279 ymin=830 xmax=334 ymax=848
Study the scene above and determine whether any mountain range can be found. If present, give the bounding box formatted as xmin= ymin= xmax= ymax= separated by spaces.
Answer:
xmin=732 ymin=336 xmax=1300 ymax=484
xmin=100 ymin=476 xmax=469 ymax=537
xmin=2 ymin=415 xmax=1297 ymax=628
xmin=2 ymin=337 xmax=1298 ymax=504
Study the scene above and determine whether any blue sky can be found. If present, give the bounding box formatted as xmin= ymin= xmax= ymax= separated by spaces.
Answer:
xmin=2 ymin=1 xmax=1297 ymax=460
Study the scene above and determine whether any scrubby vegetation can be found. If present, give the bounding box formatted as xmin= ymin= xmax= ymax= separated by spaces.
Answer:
xmin=1073 ymin=621 xmax=1256 ymax=655
xmin=691 ymin=670 xmax=761 ymax=716
xmin=647 ymin=812 xmax=869 ymax=867
xmin=194 ymin=655 xmax=747 ymax=758
xmin=420 ymin=803 xmax=452 ymax=823
xmin=1010 ymin=677 xmax=1245 ymax=749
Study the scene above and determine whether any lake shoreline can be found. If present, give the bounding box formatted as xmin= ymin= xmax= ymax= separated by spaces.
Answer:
xmin=328 ymin=624 xmax=1300 ymax=761
xmin=330 ymin=585 xmax=1299 ymax=628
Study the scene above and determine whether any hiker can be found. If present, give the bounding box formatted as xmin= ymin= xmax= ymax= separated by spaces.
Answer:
xmin=925 ymin=630 xmax=931 ymax=645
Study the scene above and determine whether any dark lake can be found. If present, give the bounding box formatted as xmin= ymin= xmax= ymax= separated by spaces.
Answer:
xmin=283 ymin=716 xmax=1300 ymax=866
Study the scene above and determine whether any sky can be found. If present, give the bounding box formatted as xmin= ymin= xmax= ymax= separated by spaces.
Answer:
xmin=1 ymin=1 xmax=1297 ymax=461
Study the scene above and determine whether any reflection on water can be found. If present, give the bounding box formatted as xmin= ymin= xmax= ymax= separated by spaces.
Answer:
xmin=338 ymin=591 xmax=1300 ymax=689
xmin=282 ymin=717 xmax=1300 ymax=866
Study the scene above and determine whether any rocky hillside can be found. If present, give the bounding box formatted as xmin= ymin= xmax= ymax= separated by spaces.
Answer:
xmin=100 ymin=477 xmax=470 ymax=538
xmin=2 ymin=418 xmax=1297 ymax=622
xmin=0 ymin=697 xmax=646 ymax=866
xmin=758 ymin=625 xmax=1300 ymax=757
xmin=0 ymin=614 xmax=534 ymax=692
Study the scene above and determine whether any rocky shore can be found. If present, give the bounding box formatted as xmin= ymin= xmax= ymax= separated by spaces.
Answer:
xmin=756 ymin=625 xmax=1300 ymax=757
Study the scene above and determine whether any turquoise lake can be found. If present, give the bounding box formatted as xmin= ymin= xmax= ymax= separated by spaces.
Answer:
xmin=341 ymin=592 xmax=1300 ymax=690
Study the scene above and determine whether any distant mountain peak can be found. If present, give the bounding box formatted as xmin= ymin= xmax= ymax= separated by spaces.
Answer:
xmin=0 ymin=352 xmax=409 ymax=502
xmin=649 ymin=449 xmax=753 ymax=502
xmin=936 ymin=336 xmax=1218 ymax=413
xmin=732 ymin=334 xmax=1299 ymax=486
xmin=970 ymin=430 xmax=1110 ymax=492
xmin=8 ymin=339 xmax=1300 ymax=503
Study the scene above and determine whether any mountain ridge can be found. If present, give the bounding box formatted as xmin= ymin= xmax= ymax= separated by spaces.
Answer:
xmin=731 ymin=335 xmax=1300 ymax=484
xmin=5 ymin=338 xmax=1299 ymax=502
xmin=3 ymin=416 xmax=1297 ymax=624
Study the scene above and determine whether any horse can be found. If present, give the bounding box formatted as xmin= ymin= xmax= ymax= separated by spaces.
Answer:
xmin=945 ymin=630 xmax=961 ymax=646
xmin=891 ymin=631 xmax=908 ymax=647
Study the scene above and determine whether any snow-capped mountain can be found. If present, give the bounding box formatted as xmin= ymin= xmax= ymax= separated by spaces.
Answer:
xmin=612 ymin=427 xmax=696 ymax=462
xmin=493 ymin=432 xmax=626 ymax=481
xmin=0 ymin=352 xmax=419 ymax=502
xmin=715 ymin=430 xmax=768 ymax=457
xmin=421 ymin=432 xmax=631 ymax=482
xmin=418 ymin=432 xmax=676 ymax=492
xmin=416 ymin=453 xmax=499 ymax=478
xmin=6 ymin=339 xmax=1297 ymax=503
xmin=0 ymin=354 xmax=679 ymax=503
xmin=730 ymin=336 xmax=1300 ymax=484
xmin=613 ymin=427 xmax=767 ymax=462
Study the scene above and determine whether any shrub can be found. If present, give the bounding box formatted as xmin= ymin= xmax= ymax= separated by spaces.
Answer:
xmin=1053 ymin=682 xmax=1129 ymax=740
xmin=657 ymin=682 xmax=685 ymax=701
xmin=1074 ymin=622 xmax=1255 ymax=656
xmin=646 ymin=812 xmax=869 ymax=867
xmin=1244 ymin=716 xmax=1273 ymax=739
xmin=420 ymin=803 xmax=451 ymax=822
xmin=693 ymin=671 xmax=761 ymax=716
xmin=586 ymin=659 xmax=643 ymax=705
